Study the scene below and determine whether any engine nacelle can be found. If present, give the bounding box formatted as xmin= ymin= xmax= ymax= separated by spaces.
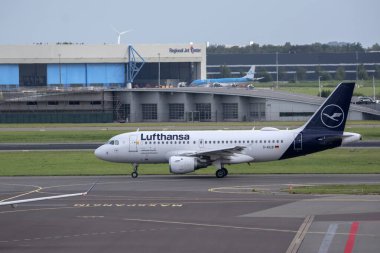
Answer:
xmin=169 ymin=156 xmax=210 ymax=174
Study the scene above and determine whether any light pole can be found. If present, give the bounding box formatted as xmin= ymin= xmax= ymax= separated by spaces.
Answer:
xmin=58 ymin=53 xmax=62 ymax=88
xmin=373 ymin=75 xmax=376 ymax=101
xmin=276 ymin=52 xmax=279 ymax=88
xmin=318 ymin=76 xmax=322 ymax=97
xmin=158 ymin=53 xmax=161 ymax=87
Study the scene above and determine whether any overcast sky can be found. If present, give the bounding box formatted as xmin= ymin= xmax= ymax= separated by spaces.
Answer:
xmin=1 ymin=0 xmax=379 ymax=47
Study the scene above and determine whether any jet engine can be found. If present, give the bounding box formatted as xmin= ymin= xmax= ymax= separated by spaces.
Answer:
xmin=169 ymin=156 xmax=210 ymax=174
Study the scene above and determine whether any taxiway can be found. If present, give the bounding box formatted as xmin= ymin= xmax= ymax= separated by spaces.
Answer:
xmin=1 ymin=175 xmax=380 ymax=253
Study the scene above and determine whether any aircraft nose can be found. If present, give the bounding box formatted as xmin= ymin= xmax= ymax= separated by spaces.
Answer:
xmin=94 ymin=145 xmax=107 ymax=161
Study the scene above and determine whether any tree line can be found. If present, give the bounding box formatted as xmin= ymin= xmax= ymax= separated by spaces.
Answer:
xmin=218 ymin=64 xmax=380 ymax=82
xmin=208 ymin=42 xmax=380 ymax=54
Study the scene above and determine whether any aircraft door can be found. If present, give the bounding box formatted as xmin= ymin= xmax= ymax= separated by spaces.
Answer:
xmin=129 ymin=135 xmax=138 ymax=152
xmin=199 ymin=139 xmax=204 ymax=149
xmin=294 ymin=133 xmax=302 ymax=151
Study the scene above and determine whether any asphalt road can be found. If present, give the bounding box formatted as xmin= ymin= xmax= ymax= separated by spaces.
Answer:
xmin=0 ymin=141 xmax=379 ymax=151
xmin=1 ymin=175 xmax=380 ymax=253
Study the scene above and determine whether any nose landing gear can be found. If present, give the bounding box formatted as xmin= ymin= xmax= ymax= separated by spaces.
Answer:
xmin=131 ymin=163 xmax=139 ymax=178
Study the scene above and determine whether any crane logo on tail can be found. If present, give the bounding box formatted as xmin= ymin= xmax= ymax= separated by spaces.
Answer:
xmin=320 ymin=104 xmax=345 ymax=128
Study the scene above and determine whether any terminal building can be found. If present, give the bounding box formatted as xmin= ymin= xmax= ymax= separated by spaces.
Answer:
xmin=0 ymin=44 xmax=379 ymax=123
xmin=0 ymin=43 xmax=206 ymax=90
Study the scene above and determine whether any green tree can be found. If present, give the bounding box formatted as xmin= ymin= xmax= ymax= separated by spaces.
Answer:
xmin=257 ymin=68 xmax=273 ymax=82
xmin=296 ymin=67 xmax=307 ymax=81
xmin=335 ymin=66 xmax=345 ymax=80
xmin=320 ymin=89 xmax=332 ymax=98
xmin=315 ymin=66 xmax=323 ymax=77
xmin=320 ymin=71 xmax=331 ymax=81
xmin=358 ymin=64 xmax=369 ymax=80
xmin=219 ymin=65 xmax=231 ymax=78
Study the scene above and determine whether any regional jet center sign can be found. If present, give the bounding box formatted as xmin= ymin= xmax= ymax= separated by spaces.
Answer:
xmin=169 ymin=45 xmax=201 ymax=54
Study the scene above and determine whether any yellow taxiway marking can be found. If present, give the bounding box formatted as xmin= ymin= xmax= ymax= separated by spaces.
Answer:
xmin=0 ymin=183 xmax=43 ymax=203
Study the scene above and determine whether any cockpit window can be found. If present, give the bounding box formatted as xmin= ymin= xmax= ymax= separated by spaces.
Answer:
xmin=108 ymin=139 xmax=119 ymax=145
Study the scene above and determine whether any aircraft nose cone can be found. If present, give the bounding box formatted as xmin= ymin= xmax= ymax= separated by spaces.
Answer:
xmin=94 ymin=146 xmax=107 ymax=161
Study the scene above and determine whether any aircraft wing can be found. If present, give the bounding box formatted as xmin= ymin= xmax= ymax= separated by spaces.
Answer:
xmin=0 ymin=192 xmax=87 ymax=207
xmin=179 ymin=146 xmax=246 ymax=158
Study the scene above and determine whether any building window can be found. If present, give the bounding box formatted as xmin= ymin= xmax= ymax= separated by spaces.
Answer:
xmin=90 ymin=101 xmax=102 ymax=105
xmin=250 ymin=103 xmax=266 ymax=120
xmin=48 ymin=101 xmax=59 ymax=105
xmin=69 ymin=101 xmax=80 ymax=105
xmin=195 ymin=103 xmax=212 ymax=121
xmin=280 ymin=112 xmax=314 ymax=117
xmin=26 ymin=101 xmax=37 ymax=105
xmin=142 ymin=104 xmax=157 ymax=120
xmin=222 ymin=103 xmax=238 ymax=120
xmin=169 ymin=103 xmax=184 ymax=120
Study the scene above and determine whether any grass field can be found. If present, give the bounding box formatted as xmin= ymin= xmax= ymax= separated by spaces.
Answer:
xmin=255 ymin=80 xmax=380 ymax=97
xmin=0 ymin=148 xmax=378 ymax=176
xmin=0 ymin=120 xmax=379 ymax=129
xmin=288 ymin=184 xmax=380 ymax=195
xmin=0 ymin=126 xmax=378 ymax=143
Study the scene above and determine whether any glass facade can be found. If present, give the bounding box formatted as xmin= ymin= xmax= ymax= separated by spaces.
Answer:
xmin=222 ymin=103 xmax=238 ymax=120
xmin=195 ymin=103 xmax=212 ymax=121
xmin=142 ymin=104 xmax=157 ymax=120
xmin=169 ymin=103 xmax=184 ymax=120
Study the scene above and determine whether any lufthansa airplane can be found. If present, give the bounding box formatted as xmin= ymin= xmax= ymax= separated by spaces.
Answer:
xmin=95 ymin=82 xmax=361 ymax=178
xmin=190 ymin=65 xmax=262 ymax=87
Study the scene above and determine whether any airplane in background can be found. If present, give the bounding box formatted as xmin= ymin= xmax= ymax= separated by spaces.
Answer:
xmin=95 ymin=82 xmax=361 ymax=178
xmin=190 ymin=65 xmax=263 ymax=87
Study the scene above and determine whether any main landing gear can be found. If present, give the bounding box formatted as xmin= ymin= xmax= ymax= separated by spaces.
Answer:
xmin=214 ymin=160 xmax=228 ymax=178
xmin=215 ymin=167 xmax=228 ymax=178
xmin=131 ymin=163 xmax=139 ymax=178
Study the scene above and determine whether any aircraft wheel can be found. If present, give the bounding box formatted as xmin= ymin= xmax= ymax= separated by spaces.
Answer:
xmin=216 ymin=168 xmax=227 ymax=178
xmin=131 ymin=172 xmax=138 ymax=178
xmin=222 ymin=168 xmax=228 ymax=176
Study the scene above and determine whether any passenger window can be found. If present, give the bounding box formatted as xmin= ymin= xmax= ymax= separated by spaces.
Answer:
xmin=193 ymin=141 xmax=196 ymax=144
xmin=238 ymin=140 xmax=241 ymax=143
xmin=213 ymin=141 xmax=216 ymax=144
xmin=109 ymin=140 xmax=114 ymax=145
xmin=281 ymin=140 xmax=284 ymax=143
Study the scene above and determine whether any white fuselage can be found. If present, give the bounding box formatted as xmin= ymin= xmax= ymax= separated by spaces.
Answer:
xmin=95 ymin=129 xmax=299 ymax=164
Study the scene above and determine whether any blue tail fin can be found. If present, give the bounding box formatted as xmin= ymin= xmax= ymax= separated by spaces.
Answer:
xmin=280 ymin=82 xmax=355 ymax=160
xmin=302 ymin=82 xmax=355 ymax=133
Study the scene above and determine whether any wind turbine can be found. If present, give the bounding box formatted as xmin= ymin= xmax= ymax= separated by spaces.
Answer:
xmin=111 ymin=26 xmax=132 ymax=45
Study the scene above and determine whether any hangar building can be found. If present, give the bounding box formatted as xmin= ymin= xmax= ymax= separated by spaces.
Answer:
xmin=0 ymin=44 xmax=379 ymax=123
xmin=0 ymin=43 xmax=206 ymax=90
